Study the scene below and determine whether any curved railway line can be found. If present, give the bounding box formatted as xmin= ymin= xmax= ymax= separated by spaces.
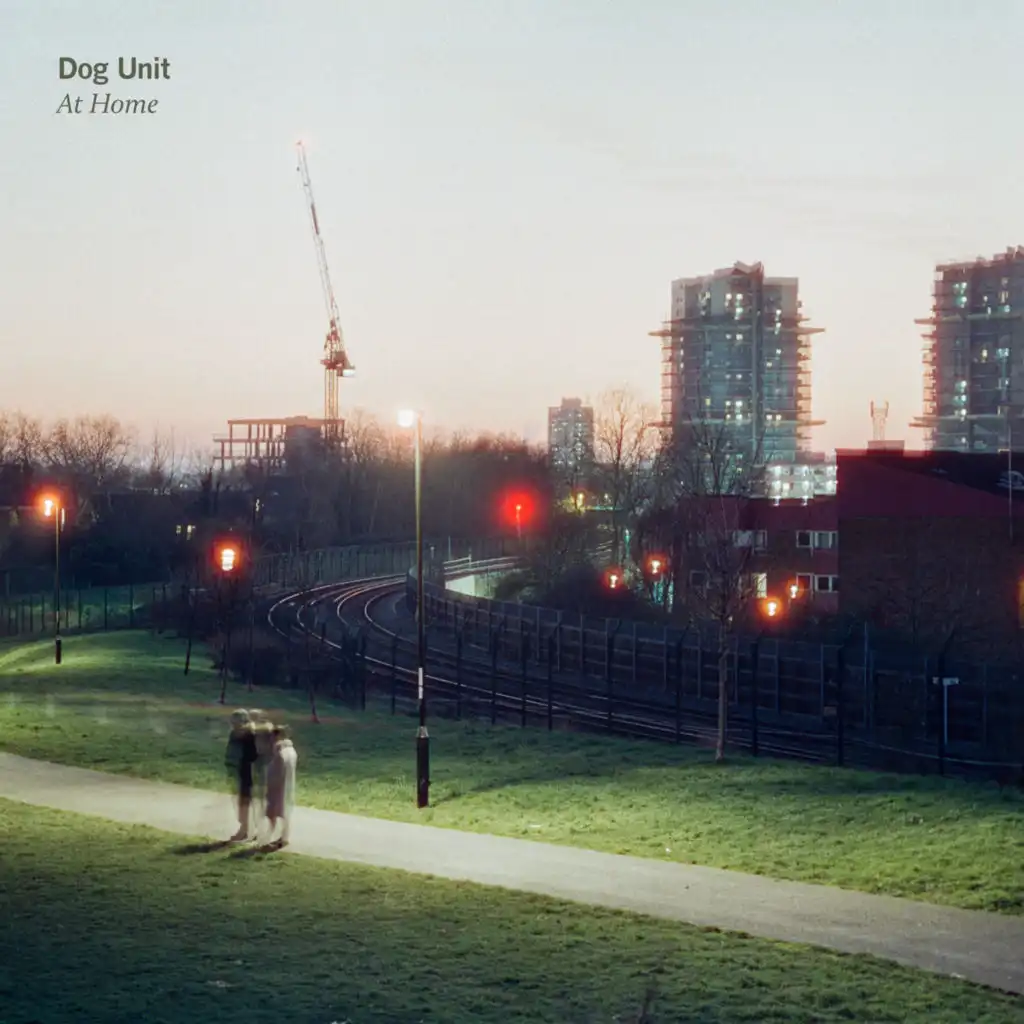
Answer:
xmin=266 ymin=564 xmax=858 ymax=765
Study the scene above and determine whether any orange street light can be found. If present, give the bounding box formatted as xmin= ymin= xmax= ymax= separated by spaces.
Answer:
xmin=788 ymin=582 xmax=799 ymax=599
xmin=647 ymin=554 xmax=666 ymax=577
xmin=38 ymin=493 xmax=64 ymax=664
xmin=217 ymin=544 xmax=239 ymax=574
xmin=763 ymin=597 xmax=781 ymax=618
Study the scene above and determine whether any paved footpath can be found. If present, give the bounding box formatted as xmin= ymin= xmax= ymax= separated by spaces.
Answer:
xmin=2 ymin=752 xmax=1022 ymax=996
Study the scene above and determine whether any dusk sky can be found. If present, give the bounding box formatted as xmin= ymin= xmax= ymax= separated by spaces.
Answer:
xmin=2 ymin=1 xmax=1022 ymax=452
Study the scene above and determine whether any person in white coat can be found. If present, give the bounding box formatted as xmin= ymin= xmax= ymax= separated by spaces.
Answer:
xmin=264 ymin=725 xmax=298 ymax=848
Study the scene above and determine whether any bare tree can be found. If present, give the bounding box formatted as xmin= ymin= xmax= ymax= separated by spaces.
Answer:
xmin=654 ymin=415 xmax=769 ymax=761
xmin=135 ymin=426 xmax=184 ymax=493
xmin=593 ymin=387 xmax=659 ymax=562
xmin=9 ymin=412 xmax=45 ymax=468
xmin=44 ymin=414 xmax=136 ymax=489
xmin=0 ymin=412 xmax=13 ymax=464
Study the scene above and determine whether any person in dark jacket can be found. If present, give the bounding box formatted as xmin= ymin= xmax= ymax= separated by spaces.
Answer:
xmin=225 ymin=709 xmax=259 ymax=841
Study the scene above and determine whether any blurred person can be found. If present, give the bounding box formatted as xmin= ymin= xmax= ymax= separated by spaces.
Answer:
xmin=224 ymin=709 xmax=258 ymax=841
xmin=249 ymin=709 xmax=275 ymax=834
xmin=265 ymin=725 xmax=298 ymax=848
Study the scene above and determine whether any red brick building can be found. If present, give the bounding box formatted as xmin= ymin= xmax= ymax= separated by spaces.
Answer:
xmin=836 ymin=449 xmax=1024 ymax=658
xmin=643 ymin=495 xmax=839 ymax=619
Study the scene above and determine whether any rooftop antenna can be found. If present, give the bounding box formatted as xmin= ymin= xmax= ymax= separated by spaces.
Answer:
xmin=870 ymin=400 xmax=889 ymax=443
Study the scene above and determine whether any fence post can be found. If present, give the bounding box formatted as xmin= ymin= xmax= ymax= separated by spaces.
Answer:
xmin=520 ymin=627 xmax=528 ymax=727
xmin=674 ymin=639 xmax=683 ymax=743
xmin=835 ymin=645 xmax=845 ymax=768
xmin=818 ymin=645 xmax=826 ymax=716
xmin=662 ymin=628 xmax=670 ymax=691
xmin=547 ymin=633 xmax=554 ymax=731
xmin=390 ymin=634 xmax=398 ymax=715
xmin=490 ymin=631 xmax=499 ymax=725
xmin=359 ymin=634 xmax=368 ymax=710
xmin=556 ymin=612 xmax=563 ymax=672
xmin=606 ymin=632 xmax=614 ymax=731
xmin=535 ymin=606 xmax=542 ymax=665
xmin=455 ymin=631 xmax=463 ymax=721
xmin=631 ymin=622 xmax=638 ymax=684
xmin=579 ymin=614 xmax=587 ymax=678
xmin=750 ymin=637 xmax=760 ymax=757
xmin=774 ymin=641 xmax=782 ymax=714
xmin=695 ymin=641 xmax=703 ymax=701
xmin=936 ymin=652 xmax=947 ymax=778
xmin=981 ymin=663 xmax=989 ymax=747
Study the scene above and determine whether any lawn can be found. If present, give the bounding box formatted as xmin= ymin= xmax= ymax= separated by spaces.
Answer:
xmin=1 ymin=801 xmax=1021 ymax=1024
xmin=1 ymin=631 xmax=1022 ymax=915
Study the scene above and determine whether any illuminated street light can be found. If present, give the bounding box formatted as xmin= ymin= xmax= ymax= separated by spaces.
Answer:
xmin=39 ymin=493 xmax=64 ymax=664
xmin=764 ymin=598 xmax=780 ymax=618
xmin=218 ymin=545 xmax=238 ymax=574
xmin=788 ymin=582 xmax=799 ymax=599
xmin=397 ymin=408 xmax=429 ymax=809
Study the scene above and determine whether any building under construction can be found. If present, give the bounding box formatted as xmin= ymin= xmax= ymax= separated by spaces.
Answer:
xmin=650 ymin=262 xmax=824 ymax=473
xmin=914 ymin=246 xmax=1024 ymax=452
xmin=212 ymin=417 xmax=341 ymax=474
xmin=214 ymin=142 xmax=355 ymax=476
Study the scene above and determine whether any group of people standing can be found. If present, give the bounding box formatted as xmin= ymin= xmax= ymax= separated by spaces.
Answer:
xmin=225 ymin=708 xmax=298 ymax=847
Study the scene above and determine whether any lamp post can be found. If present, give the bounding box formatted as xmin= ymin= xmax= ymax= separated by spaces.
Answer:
xmin=399 ymin=409 xmax=429 ymax=808
xmin=40 ymin=495 xmax=63 ymax=664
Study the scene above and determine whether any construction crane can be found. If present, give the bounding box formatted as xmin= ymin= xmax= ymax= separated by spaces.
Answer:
xmin=296 ymin=140 xmax=354 ymax=445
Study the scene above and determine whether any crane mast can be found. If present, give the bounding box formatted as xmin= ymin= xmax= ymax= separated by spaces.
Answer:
xmin=296 ymin=141 xmax=354 ymax=444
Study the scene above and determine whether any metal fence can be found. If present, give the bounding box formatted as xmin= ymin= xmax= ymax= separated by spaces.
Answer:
xmin=0 ymin=537 xmax=512 ymax=641
xmin=418 ymin=579 xmax=1024 ymax=781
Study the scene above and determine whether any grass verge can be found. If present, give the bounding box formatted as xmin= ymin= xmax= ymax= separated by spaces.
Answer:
xmin=1 ymin=631 xmax=1022 ymax=914
xmin=1 ymin=799 xmax=1022 ymax=1023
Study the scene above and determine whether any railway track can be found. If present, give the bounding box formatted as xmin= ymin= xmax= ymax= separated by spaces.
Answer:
xmin=265 ymin=568 xmax=844 ymax=764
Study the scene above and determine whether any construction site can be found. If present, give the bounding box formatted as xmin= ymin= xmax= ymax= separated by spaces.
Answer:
xmin=213 ymin=142 xmax=354 ymax=475
xmin=913 ymin=245 xmax=1024 ymax=452
xmin=649 ymin=261 xmax=825 ymax=474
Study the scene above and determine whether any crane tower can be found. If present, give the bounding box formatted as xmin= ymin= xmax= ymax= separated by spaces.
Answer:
xmin=296 ymin=141 xmax=354 ymax=445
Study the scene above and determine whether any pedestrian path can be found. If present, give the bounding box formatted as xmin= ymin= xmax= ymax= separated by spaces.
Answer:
xmin=1 ymin=751 xmax=1022 ymax=996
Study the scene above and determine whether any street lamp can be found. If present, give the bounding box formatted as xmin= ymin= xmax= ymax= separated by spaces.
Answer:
xmin=218 ymin=544 xmax=238 ymax=574
xmin=398 ymin=408 xmax=429 ymax=809
xmin=39 ymin=494 xmax=64 ymax=664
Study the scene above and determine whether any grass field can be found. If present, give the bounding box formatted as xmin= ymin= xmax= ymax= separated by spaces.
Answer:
xmin=2 ymin=800 xmax=1021 ymax=1024
xmin=2 ymin=631 xmax=1022 ymax=914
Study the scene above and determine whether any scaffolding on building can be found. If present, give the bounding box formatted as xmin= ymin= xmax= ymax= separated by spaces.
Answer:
xmin=649 ymin=286 xmax=824 ymax=461
xmin=913 ymin=246 xmax=1024 ymax=450
xmin=212 ymin=417 xmax=343 ymax=474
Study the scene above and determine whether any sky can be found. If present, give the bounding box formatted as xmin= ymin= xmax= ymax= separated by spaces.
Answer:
xmin=2 ymin=0 xmax=1022 ymax=454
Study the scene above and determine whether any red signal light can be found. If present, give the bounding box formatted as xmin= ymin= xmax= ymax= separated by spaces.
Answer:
xmin=500 ymin=490 xmax=537 ymax=530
